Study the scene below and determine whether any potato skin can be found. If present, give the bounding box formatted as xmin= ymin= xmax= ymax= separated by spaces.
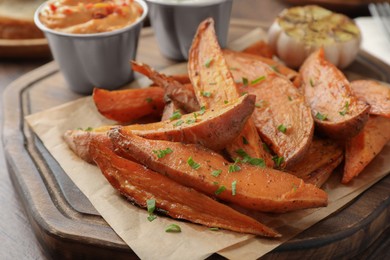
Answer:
xmin=299 ymin=48 xmax=370 ymax=139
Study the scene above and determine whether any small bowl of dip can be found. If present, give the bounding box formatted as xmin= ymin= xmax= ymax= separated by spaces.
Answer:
xmin=146 ymin=0 xmax=232 ymax=61
xmin=34 ymin=0 xmax=148 ymax=94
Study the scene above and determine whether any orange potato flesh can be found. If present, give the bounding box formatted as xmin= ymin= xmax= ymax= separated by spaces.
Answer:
xmin=121 ymin=94 xmax=256 ymax=151
xmin=224 ymin=50 xmax=314 ymax=167
xmin=66 ymin=94 xmax=256 ymax=153
xmin=109 ymin=128 xmax=328 ymax=213
xmin=226 ymin=49 xmax=298 ymax=81
xmin=188 ymin=18 xmax=272 ymax=166
xmin=351 ymin=79 xmax=390 ymax=118
xmin=286 ymin=138 xmax=344 ymax=187
xmin=93 ymin=87 xmax=165 ymax=123
xmin=89 ymin=135 xmax=280 ymax=237
xmin=299 ymin=48 xmax=370 ymax=139
xmin=343 ymin=116 xmax=390 ymax=184
xmin=242 ymin=40 xmax=275 ymax=59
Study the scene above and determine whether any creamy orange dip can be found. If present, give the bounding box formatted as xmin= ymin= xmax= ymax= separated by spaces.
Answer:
xmin=39 ymin=0 xmax=143 ymax=34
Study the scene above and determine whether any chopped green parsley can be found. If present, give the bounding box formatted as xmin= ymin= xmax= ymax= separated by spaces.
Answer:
xmin=173 ymin=120 xmax=184 ymax=127
xmin=187 ymin=156 xmax=201 ymax=170
xmin=231 ymin=180 xmax=237 ymax=196
xmin=272 ymin=156 xmax=285 ymax=168
xmin=169 ymin=110 xmax=182 ymax=121
xmin=153 ymin=148 xmax=173 ymax=159
xmin=215 ymin=185 xmax=226 ymax=195
xmin=242 ymin=77 xmax=249 ymax=86
xmin=146 ymin=199 xmax=157 ymax=222
xmin=315 ymin=112 xmax=327 ymax=121
xmin=205 ymin=58 xmax=213 ymax=68
xmin=251 ymin=76 xmax=266 ymax=85
xmin=277 ymin=124 xmax=287 ymax=133
xmin=236 ymin=149 xmax=265 ymax=167
xmin=339 ymin=101 xmax=350 ymax=116
xmin=201 ymin=91 xmax=212 ymax=97
xmin=211 ymin=169 xmax=222 ymax=177
xmin=165 ymin=224 xmax=181 ymax=233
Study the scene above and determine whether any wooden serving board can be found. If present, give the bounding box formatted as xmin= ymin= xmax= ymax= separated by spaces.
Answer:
xmin=3 ymin=20 xmax=390 ymax=259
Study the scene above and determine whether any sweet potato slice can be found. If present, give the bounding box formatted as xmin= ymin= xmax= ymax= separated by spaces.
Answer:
xmin=122 ymin=94 xmax=256 ymax=151
xmin=90 ymin=136 xmax=280 ymax=237
xmin=351 ymin=79 xmax=390 ymax=118
xmin=188 ymin=18 xmax=272 ymax=166
xmin=109 ymin=128 xmax=328 ymax=213
xmin=226 ymin=50 xmax=298 ymax=81
xmin=305 ymin=155 xmax=343 ymax=187
xmin=224 ymin=50 xmax=314 ymax=167
xmin=343 ymin=116 xmax=390 ymax=184
xmin=132 ymin=61 xmax=200 ymax=113
xmin=286 ymin=138 xmax=344 ymax=187
xmin=63 ymin=129 xmax=110 ymax=164
xmin=299 ymin=48 xmax=370 ymax=139
xmin=160 ymin=101 xmax=180 ymax=121
xmin=169 ymin=74 xmax=191 ymax=84
xmin=242 ymin=40 xmax=275 ymax=59
xmin=93 ymin=87 xmax=165 ymax=123
xmin=66 ymin=94 xmax=255 ymax=153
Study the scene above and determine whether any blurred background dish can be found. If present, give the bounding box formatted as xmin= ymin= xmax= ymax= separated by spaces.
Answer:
xmin=0 ymin=0 xmax=44 ymax=39
xmin=283 ymin=0 xmax=385 ymax=17
xmin=0 ymin=0 xmax=50 ymax=58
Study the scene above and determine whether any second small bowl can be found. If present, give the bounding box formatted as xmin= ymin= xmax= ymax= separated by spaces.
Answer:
xmin=146 ymin=0 xmax=233 ymax=61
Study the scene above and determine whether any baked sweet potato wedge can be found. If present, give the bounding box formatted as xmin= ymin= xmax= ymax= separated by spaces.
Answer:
xmin=66 ymin=94 xmax=256 ymax=153
xmin=63 ymin=129 xmax=110 ymax=164
xmin=343 ymin=116 xmax=390 ymax=184
xmin=90 ymin=135 xmax=280 ymax=237
xmin=305 ymin=155 xmax=343 ymax=187
xmin=226 ymin=50 xmax=298 ymax=81
xmin=242 ymin=40 xmax=275 ymax=59
xmin=93 ymin=87 xmax=165 ymax=123
xmin=298 ymin=48 xmax=370 ymax=139
xmin=123 ymin=94 xmax=255 ymax=151
xmin=351 ymin=79 xmax=390 ymax=118
xmin=109 ymin=128 xmax=328 ymax=213
xmin=131 ymin=61 xmax=200 ymax=113
xmin=224 ymin=50 xmax=314 ymax=167
xmin=188 ymin=18 xmax=272 ymax=166
xmin=286 ymin=138 xmax=344 ymax=187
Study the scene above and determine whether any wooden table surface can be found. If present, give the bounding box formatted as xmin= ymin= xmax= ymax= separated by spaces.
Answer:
xmin=0 ymin=1 xmax=387 ymax=259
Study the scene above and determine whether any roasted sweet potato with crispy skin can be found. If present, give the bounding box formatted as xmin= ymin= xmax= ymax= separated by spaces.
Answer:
xmin=224 ymin=50 xmax=314 ymax=167
xmin=242 ymin=40 xmax=275 ymax=59
xmin=93 ymin=87 xmax=165 ymax=123
xmin=306 ymin=155 xmax=343 ymax=187
xmin=286 ymin=138 xmax=344 ymax=187
xmin=90 ymin=135 xmax=280 ymax=237
xmin=299 ymin=48 xmax=370 ymax=139
xmin=188 ymin=18 xmax=272 ymax=166
xmin=63 ymin=130 xmax=110 ymax=164
xmin=67 ymin=94 xmax=256 ymax=153
xmin=131 ymin=61 xmax=200 ymax=113
xmin=225 ymin=50 xmax=298 ymax=81
xmin=110 ymin=128 xmax=328 ymax=213
xmin=351 ymin=79 xmax=390 ymax=118
xmin=343 ymin=116 xmax=390 ymax=184
xmin=121 ymin=94 xmax=256 ymax=151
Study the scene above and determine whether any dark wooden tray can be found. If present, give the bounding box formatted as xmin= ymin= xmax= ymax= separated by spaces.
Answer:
xmin=3 ymin=20 xmax=390 ymax=259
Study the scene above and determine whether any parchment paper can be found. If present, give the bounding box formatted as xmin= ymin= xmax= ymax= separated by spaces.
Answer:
xmin=25 ymin=28 xmax=390 ymax=259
